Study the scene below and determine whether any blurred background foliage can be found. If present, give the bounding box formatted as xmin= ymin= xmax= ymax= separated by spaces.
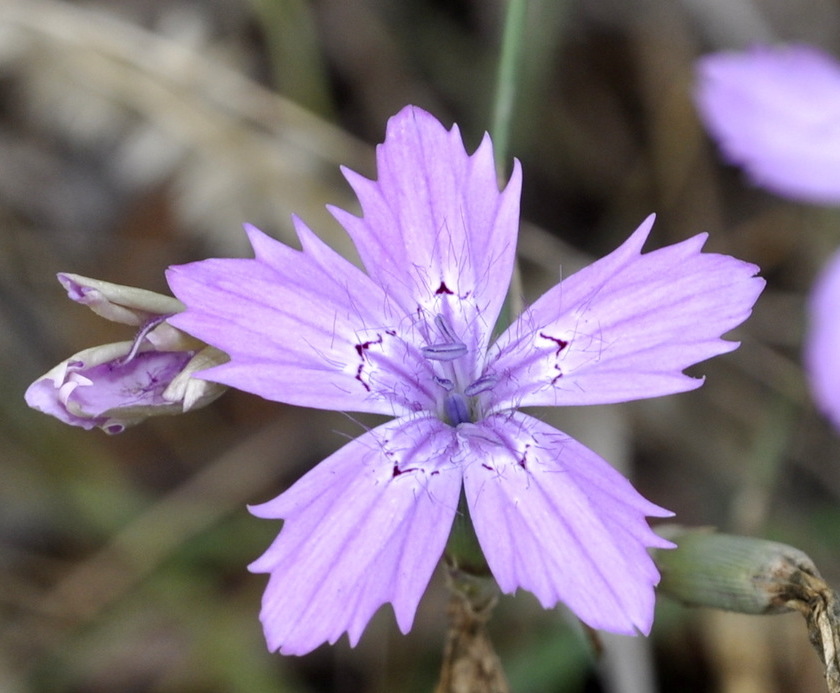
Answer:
xmin=2 ymin=0 xmax=840 ymax=691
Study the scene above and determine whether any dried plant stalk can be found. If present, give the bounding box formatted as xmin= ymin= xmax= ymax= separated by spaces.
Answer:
xmin=435 ymin=566 xmax=510 ymax=693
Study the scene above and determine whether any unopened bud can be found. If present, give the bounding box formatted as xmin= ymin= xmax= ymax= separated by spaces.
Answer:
xmin=654 ymin=526 xmax=822 ymax=615
xmin=26 ymin=275 xmax=228 ymax=433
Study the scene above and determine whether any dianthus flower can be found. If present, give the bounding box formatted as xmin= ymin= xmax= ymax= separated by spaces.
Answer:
xmin=166 ymin=106 xmax=764 ymax=655
xmin=695 ymin=45 xmax=840 ymax=431
xmin=696 ymin=44 xmax=840 ymax=205
xmin=806 ymin=248 xmax=840 ymax=430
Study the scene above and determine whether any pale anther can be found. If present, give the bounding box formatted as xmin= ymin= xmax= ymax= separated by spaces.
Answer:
xmin=464 ymin=374 xmax=498 ymax=397
xmin=421 ymin=342 xmax=468 ymax=361
xmin=434 ymin=376 xmax=455 ymax=391
xmin=434 ymin=314 xmax=459 ymax=343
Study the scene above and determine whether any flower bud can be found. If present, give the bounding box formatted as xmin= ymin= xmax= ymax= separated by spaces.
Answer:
xmin=654 ymin=527 xmax=822 ymax=615
xmin=25 ymin=275 xmax=228 ymax=433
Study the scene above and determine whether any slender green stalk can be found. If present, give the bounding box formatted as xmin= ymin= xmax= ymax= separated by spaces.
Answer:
xmin=490 ymin=0 xmax=529 ymax=335
xmin=490 ymin=0 xmax=529 ymax=175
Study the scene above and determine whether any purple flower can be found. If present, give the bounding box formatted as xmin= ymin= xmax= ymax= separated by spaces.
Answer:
xmin=166 ymin=106 xmax=764 ymax=655
xmin=26 ymin=273 xmax=227 ymax=433
xmin=695 ymin=46 xmax=840 ymax=431
xmin=696 ymin=44 xmax=840 ymax=204
xmin=806 ymin=248 xmax=840 ymax=430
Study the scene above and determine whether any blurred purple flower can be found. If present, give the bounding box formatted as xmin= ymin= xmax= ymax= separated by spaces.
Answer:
xmin=696 ymin=45 xmax=840 ymax=432
xmin=166 ymin=105 xmax=765 ymax=655
xmin=696 ymin=44 xmax=840 ymax=204
xmin=806 ymin=248 xmax=840 ymax=430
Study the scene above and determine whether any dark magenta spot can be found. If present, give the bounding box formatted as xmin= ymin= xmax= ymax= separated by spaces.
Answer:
xmin=435 ymin=281 xmax=454 ymax=295
xmin=355 ymin=364 xmax=371 ymax=391
xmin=393 ymin=464 xmax=418 ymax=478
xmin=539 ymin=332 xmax=569 ymax=356
xmin=355 ymin=335 xmax=383 ymax=358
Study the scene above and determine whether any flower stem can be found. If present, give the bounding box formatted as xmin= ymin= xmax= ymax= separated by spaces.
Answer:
xmin=490 ymin=0 xmax=528 ymax=176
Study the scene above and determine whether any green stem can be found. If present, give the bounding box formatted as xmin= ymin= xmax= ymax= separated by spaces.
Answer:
xmin=490 ymin=0 xmax=529 ymax=334
xmin=444 ymin=491 xmax=490 ymax=576
xmin=490 ymin=0 xmax=529 ymax=175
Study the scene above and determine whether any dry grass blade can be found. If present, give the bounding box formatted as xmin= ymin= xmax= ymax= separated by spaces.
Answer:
xmin=0 ymin=0 xmax=369 ymax=254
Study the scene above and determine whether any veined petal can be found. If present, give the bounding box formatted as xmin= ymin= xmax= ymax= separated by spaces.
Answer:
xmin=24 ymin=342 xmax=196 ymax=434
xmin=167 ymin=221 xmax=436 ymax=416
xmin=330 ymin=105 xmax=522 ymax=354
xmin=248 ymin=415 xmax=462 ymax=655
xmin=462 ymin=412 xmax=672 ymax=635
xmin=805 ymin=248 xmax=840 ymax=431
xmin=696 ymin=44 xmax=840 ymax=204
xmin=486 ymin=216 xmax=764 ymax=409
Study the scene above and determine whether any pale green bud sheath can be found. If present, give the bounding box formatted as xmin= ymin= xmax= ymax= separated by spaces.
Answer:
xmin=655 ymin=527 xmax=825 ymax=615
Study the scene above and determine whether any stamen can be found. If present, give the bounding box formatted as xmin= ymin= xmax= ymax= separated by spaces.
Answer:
xmin=464 ymin=374 xmax=498 ymax=397
xmin=434 ymin=314 xmax=459 ymax=343
xmin=421 ymin=342 xmax=467 ymax=361
xmin=120 ymin=315 xmax=170 ymax=365
xmin=444 ymin=393 xmax=471 ymax=425
xmin=434 ymin=376 xmax=455 ymax=391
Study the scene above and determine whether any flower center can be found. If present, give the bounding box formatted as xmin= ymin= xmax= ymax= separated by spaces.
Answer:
xmin=421 ymin=314 xmax=495 ymax=426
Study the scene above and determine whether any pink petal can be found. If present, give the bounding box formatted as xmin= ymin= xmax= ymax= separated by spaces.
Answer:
xmin=696 ymin=44 xmax=840 ymax=204
xmin=462 ymin=412 xmax=672 ymax=635
xmin=248 ymin=415 xmax=462 ymax=655
xmin=330 ymin=105 xmax=522 ymax=354
xmin=167 ymin=222 xmax=436 ymax=416
xmin=805 ymin=247 xmax=840 ymax=430
xmin=486 ymin=216 xmax=764 ymax=408
xmin=25 ymin=344 xmax=193 ymax=434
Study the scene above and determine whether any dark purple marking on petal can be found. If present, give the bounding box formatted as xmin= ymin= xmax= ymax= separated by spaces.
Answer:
xmin=354 ymin=335 xmax=383 ymax=358
xmin=550 ymin=365 xmax=563 ymax=386
xmin=392 ymin=464 xmax=419 ymax=478
xmin=518 ymin=443 xmax=531 ymax=469
xmin=481 ymin=463 xmax=494 ymax=471
xmin=355 ymin=363 xmax=371 ymax=392
xmin=435 ymin=281 xmax=454 ymax=295
xmin=539 ymin=332 xmax=569 ymax=356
